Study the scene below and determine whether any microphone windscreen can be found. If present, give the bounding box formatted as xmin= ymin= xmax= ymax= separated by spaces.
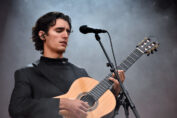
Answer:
xmin=79 ymin=25 xmax=88 ymax=34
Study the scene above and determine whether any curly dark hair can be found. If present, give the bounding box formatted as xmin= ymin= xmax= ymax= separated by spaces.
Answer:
xmin=32 ymin=12 xmax=72 ymax=53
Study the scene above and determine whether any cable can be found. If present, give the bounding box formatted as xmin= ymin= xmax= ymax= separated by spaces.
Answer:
xmin=106 ymin=31 xmax=118 ymax=69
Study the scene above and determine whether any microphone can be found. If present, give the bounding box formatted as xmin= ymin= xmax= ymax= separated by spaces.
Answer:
xmin=79 ymin=25 xmax=107 ymax=34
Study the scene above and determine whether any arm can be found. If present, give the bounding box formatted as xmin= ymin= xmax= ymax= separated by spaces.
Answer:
xmin=9 ymin=69 xmax=61 ymax=118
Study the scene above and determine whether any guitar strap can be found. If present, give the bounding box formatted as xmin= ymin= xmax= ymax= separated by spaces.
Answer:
xmin=32 ymin=59 xmax=40 ymax=67
xmin=26 ymin=59 xmax=40 ymax=67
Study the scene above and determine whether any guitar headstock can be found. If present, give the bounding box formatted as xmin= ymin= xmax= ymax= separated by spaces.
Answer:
xmin=136 ymin=37 xmax=159 ymax=56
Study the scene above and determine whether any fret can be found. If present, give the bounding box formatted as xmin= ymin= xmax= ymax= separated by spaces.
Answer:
xmin=90 ymin=89 xmax=98 ymax=98
xmin=132 ymin=51 xmax=139 ymax=57
xmin=94 ymin=88 xmax=104 ymax=100
xmin=90 ymin=85 xmax=103 ymax=98
xmin=95 ymin=86 xmax=103 ymax=94
xmin=125 ymin=58 xmax=133 ymax=66
xmin=117 ymin=65 xmax=123 ymax=70
xmin=98 ymin=84 xmax=106 ymax=92
xmin=103 ymin=80 xmax=110 ymax=86
xmin=127 ymin=56 xmax=135 ymax=63
xmin=102 ymin=80 xmax=112 ymax=89
xmin=123 ymin=60 xmax=131 ymax=68
xmin=132 ymin=52 xmax=139 ymax=59
xmin=89 ymin=76 xmax=113 ymax=100
xmin=130 ymin=52 xmax=139 ymax=60
xmin=92 ymin=88 xmax=101 ymax=99
xmin=122 ymin=62 xmax=129 ymax=69
xmin=93 ymin=85 xmax=103 ymax=94
xmin=104 ymin=80 xmax=112 ymax=87
xmin=134 ymin=48 xmax=143 ymax=57
xmin=89 ymin=91 xmax=98 ymax=100
xmin=100 ymin=79 xmax=112 ymax=90
xmin=99 ymin=82 xmax=107 ymax=90
xmin=104 ymin=79 xmax=113 ymax=85
xmin=120 ymin=63 xmax=128 ymax=71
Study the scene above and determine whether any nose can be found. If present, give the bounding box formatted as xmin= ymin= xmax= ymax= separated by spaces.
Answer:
xmin=62 ymin=30 xmax=69 ymax=39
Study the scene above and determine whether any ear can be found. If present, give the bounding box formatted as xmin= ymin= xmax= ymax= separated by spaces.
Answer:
xmin=38 ymin=30 xmax=46 ymax=41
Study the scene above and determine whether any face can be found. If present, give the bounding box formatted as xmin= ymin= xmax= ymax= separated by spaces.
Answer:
xmin=43 ymin=18 xmax=71 ymax=54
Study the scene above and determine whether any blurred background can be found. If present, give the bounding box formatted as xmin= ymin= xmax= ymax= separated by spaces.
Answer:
xmin=0 ymin=0 xmax=177 ymax=118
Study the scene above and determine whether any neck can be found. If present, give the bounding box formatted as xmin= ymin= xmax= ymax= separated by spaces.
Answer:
xmin=43 ymin=50 xmax=64 ymax=59
xmin=43 ymin=53 xmax=63 ymax=59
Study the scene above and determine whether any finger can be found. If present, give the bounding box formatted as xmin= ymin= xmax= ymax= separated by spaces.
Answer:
xmin=79 ymin=105 xmax=88 ymax=112
xmin=78 ymin=108 xmax=87 ymax=117
xmin=81 ymin=101 xmax=90 ymax=108
xmin=109 ymin=77 xmax=117 ymax=81
xmin=109 ymin=77 xmax=119 ymax=84
xmin=112 ymin=70 xmax=124 ymax=77
xmin=109 ymin=78 xmax=119 ymax=90
xmin=109 ymin=77 xmax=114 ymax=81
xmin=118 ymin=70 xmax=125 ymax=82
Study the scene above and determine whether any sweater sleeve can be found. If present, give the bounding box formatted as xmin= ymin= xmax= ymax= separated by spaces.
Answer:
xmin=9 ymin=69 xmax=62 ymax=118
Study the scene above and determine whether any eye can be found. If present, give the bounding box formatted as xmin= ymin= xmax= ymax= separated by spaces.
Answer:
xmin=55 ymin=27 xmax=72 ymax=35
xmin=66 ymin=29 xmax=73 ymax=35
xmin=56 ymin=28 xmax=65 ymax=33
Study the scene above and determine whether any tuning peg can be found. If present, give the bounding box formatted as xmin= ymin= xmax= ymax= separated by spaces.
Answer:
xmin=152 ymin=42 xmax=156 ymax=44
xmin=147 ymin=38 xmax=151 ymax=41
xmin=144 ymin=37 xmax=150 ymax=41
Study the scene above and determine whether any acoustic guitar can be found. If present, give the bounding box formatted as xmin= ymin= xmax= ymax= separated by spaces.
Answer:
xmin=54 ymin=37 xmax=159 ymax=118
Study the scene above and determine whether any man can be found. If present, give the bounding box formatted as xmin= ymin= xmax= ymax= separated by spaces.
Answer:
xmin=9 ymin=12 xmax=125 ymax=118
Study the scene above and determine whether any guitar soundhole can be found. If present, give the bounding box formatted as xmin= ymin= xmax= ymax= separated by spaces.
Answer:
xmin=80 ymin=94 xmax=95 ymax=107
xmin=77 ymin=92 xmax=98 ymax=111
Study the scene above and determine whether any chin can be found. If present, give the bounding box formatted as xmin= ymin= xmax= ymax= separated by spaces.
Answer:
xmin=57 ymin=48 xmax=66 ymax=53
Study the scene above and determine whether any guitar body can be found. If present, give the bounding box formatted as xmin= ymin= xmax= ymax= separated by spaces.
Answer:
xmin=54 ymin=77 xmax=116 ymax=118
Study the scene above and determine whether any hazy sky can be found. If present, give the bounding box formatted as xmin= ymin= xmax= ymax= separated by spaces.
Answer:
xmin=0 ymin=0 xmax=177 ymax=118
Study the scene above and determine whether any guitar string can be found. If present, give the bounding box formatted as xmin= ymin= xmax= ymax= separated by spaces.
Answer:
xmin=81 ymin=49 xmax=138 ymax=102
xmin=80 ymin=48 xmax=143 ymax=104
xmin=81 ymin=51 xmax=137 ymax=102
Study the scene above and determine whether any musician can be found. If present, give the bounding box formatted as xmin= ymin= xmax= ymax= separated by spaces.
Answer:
xmin=9 ymin=12 xmax=125 ymax=118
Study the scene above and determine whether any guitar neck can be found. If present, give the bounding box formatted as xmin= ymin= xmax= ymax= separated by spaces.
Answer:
xmin=116 ymin=48 xmax=143 ymax=72
xmin=88 ymin=48 xmax=144 ymax=100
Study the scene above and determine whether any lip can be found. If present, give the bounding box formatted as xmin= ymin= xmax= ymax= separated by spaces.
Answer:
xmin=59 ymin=41 xmax=67 ymax=47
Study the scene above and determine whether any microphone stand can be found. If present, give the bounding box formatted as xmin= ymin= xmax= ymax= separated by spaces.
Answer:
xmin=94 ymin=33 xmax=140 ymax=118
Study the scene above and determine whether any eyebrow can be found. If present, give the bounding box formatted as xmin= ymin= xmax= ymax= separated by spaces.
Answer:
xmin=55 ymin=27 xmax=70 ymax=30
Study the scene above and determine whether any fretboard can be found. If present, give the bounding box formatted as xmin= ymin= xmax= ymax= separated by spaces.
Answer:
xmin=88 ymin=48 xmax=144 ymax=100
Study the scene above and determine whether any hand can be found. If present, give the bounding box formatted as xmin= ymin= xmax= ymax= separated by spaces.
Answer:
xmin=109 ymin=70 xmax=125 ymax=96
xmin=59 ymin=98 xmax=89 ymax=118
